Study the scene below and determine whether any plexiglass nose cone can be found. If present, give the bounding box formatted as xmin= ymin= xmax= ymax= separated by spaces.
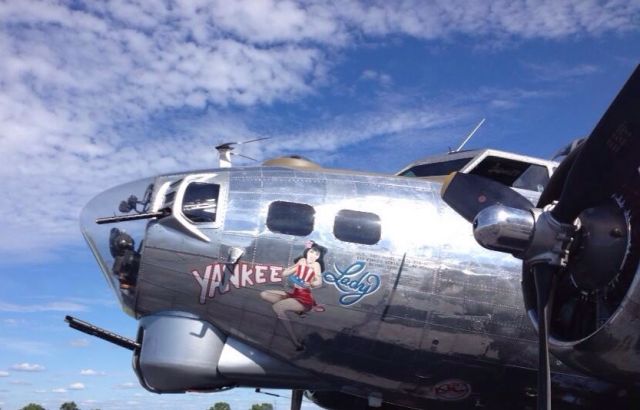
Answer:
xmin=80 ymin=177 xmax=155 ymax=315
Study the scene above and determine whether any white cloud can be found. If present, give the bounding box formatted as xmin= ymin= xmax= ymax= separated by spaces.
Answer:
xmin=0 ymin=371 xmax=8 ymax=377
xmin=2 ymin=318 xmax=22 ymax=326
xmin=70 ymin=338 xmax=90 ymax=348
xmin=69 ymin=382 xmax=85 ymax=390
xmin=205 ymin=0 xmax=346 ymax=45
xmin=52 ymin=388 xmax=67 ymax=393
xmin=525 ymin=62 xmax=601 ymax=82
xmin=0 ymin=300 xmax=87 ymax=313
xmin=360 ymin=69 xmax=392 ymax=86
xmin=11 ymin=363 xmax=45 ymax=372
xmin=116 ymin=382 xmax=138 ymax=389
xmin=80 ymin=369 xmax=105 ymax=376
xmin=10 ymin=380 xmax=32 ymax=385
xmin=336 ymin=0 xmax=640 ymax=40
xmin=271 ymin=102 xmax=465 ymax=156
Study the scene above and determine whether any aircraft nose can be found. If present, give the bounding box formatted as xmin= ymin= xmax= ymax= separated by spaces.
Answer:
xmin=80 ymin=177 xmax=156 ymax=315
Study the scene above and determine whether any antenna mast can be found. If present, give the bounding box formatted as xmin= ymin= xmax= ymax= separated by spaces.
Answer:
xmin=454 ymin=118 xmax=485 ymax=152
xmin=215 ymin=137 xmax=270 ymax=168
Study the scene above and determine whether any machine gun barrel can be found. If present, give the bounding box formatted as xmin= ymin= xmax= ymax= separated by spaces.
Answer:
xmin=96 ymin=210 xmax=168 ymax=225
xmin=65 ymin=315 xmax=140 ymax=351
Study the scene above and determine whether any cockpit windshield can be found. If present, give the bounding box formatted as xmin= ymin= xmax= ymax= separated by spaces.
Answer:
xmin=80 ymin=177 xmax=156 ymax=315
xmin=399 ymin=158 xmax=471 ymax=178
xmin=469 ymin=156 xmax=549 ymax=192
xmin=399 ymin=153 xmax=551 ymax=193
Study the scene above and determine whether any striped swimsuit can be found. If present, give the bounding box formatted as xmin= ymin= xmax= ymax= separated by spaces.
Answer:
xmin=287 ymin=264 xmax=316 ymax=310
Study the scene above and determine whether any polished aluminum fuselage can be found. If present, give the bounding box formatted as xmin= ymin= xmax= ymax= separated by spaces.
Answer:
xmin=124 ymin=165 xmax=619 ymax=408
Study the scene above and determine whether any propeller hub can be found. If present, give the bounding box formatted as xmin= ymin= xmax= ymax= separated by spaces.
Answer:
xmin=567 ymin=200 xmax=629 ymax=292
xmin=473 ymin=205 xmax=535 ymax=254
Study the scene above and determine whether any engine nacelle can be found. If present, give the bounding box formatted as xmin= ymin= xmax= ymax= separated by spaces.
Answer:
xmin=523 ymin=197 xmax=640 ymax=383
xmin=547 ymin=279 xmax=640 ymax=384
xmin=133 ymin=311 xmax=323 ymax=393
xmin=134 ymin=311 xmax=231 ymax=392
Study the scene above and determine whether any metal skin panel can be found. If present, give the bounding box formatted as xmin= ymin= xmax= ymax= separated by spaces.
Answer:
xmin=115 ymin=166 xmax=636 ymax=408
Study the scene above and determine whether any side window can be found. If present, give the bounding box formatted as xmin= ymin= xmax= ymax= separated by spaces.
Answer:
xmin=182 ymin=182 xmax=220 ymax=223
xmin=334 ymin=209 xmax=381 ymax=245
xmin=267 ymin=201 xmax=315 ymax=236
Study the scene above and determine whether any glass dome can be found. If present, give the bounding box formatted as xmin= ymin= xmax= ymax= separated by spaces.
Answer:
xmin=80 ymin=177 xmax=156 ymax=315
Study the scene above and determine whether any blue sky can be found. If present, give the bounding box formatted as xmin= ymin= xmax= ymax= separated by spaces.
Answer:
xmin=0 ymin=0 xmax=639 ymax=409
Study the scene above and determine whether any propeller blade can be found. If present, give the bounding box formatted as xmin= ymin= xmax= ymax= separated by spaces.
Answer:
xmin=551 ymin=64 xmax=640 ymax=223
xmin=531 ymin=263 xmax=555 ymax=410
xmin=441 ymin=172 xmax=533 ymax=222
xmin=537 ymin=141 xmax=583 ymax=208
xmin=291 ymin=389 xmax=303 ymax=410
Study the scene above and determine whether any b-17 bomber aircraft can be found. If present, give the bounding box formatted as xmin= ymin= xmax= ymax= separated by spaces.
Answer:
xmin=67 ymin=65 xmax=640 ymax=410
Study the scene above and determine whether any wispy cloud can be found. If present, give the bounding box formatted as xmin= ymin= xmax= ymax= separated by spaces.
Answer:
xmin=0 ymin=371 xmax=8 ymax=377
xmin=200 ymin=1 xmax=640 ymax=43
xmin=1 ymin=338 xmax=51 ymax=355
xmin=80 ymin=369 xmax=106 ymax=376
xmin=52 ymin=388 xmax=67 ymax=393
xmin=115 ymin=382 xmax=138 ymax=389
xmin=271 ymin=101 xmax=467 ymax=158
xmin=525 ymin=62 xmax=601 ymax=82
xmin=11 ymin=363 xmax=45 ymax=372
xmin=0 ymin=300 xmax=87 ymax=313
xmin=9 ymin=380 xmax=32 ymax=385
xmin=66 ymin=297 xmax=118 ymax=308
xmin=465 ymin=86 xmax=560 ymax=111
xmin=69 ymin=382 xmax=85 ymax=390
xmin=360 ymin=69 xmax=393 ymax=87
xmin=2 ymin=318 xmax=26 ymax=326
xmin=70 ymin=338 xmax=90 ymax=348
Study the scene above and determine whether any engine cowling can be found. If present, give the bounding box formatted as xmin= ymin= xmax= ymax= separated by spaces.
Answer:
xmin=133 ymin=311 xmax=323 ymax=393
xmin=522 ymin=192 xmax=640 ymax=383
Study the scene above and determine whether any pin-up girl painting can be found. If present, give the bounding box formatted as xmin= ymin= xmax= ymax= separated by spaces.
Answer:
xmin=260 ymin=241 xmax=326 ymax=350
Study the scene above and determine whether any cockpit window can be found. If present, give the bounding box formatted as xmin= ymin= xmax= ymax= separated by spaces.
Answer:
xmin=267 ymin=201 xmax=315 ymax=236
xmin=512 ymin=164 xmax=549 ymax=192
xmin=182 ymin=182 xmax=220 ymax=223
xmin=469 ymin=156 xmax=549 ymax=192
xmin=400 ymin=158 xmax=471 ymax=177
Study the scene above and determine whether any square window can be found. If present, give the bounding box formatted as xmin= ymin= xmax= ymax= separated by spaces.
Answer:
xmin=267 ymin=201 xmax=315 ymax=236
xmin=334 ymin=209 xmax=381 ymax=245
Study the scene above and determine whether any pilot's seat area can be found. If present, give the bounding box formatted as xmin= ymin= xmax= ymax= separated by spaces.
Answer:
xmin=109 ymin=228 xmax=141 ymax=290
xmin=396 ymin=148 xmax=558 ymax=194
